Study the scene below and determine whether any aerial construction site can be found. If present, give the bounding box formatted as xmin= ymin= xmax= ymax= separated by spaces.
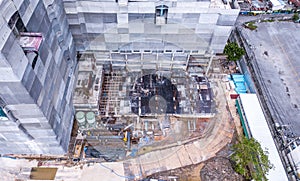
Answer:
xmin=72 ymin=52 xmax=228 ymax=162
xmin=0 ymin=0 xmax=243 ymax=180
xmin=64 ymin=50 xmax=237 ymax=180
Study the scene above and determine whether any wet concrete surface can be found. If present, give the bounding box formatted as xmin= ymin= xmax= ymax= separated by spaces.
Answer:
xmin=130 ymin=74 xmax=180 ymax=115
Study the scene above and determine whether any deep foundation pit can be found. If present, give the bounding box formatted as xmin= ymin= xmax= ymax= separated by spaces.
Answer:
xmin=74 ymin=64 xmax=216 ymax=161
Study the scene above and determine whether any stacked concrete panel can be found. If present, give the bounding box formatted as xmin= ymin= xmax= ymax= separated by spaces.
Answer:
xmin=0 ymin=0 xmax=76 ymax=154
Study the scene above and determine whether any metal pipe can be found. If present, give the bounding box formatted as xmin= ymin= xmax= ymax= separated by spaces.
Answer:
xmin=127 ymin=132 xmax=131 ymax=150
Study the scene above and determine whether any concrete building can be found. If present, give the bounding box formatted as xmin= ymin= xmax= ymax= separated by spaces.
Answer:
xmin=0 ymin=0 xmax=76 ymax=154
xmin=63 ymin=0 xmax=239 ymax=71
xmin=0 ymin=0 xmax=239 ymax=154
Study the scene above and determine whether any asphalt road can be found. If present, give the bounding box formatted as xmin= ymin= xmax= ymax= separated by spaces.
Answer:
xmin=240 ymin=22 xmax=300 ymax=136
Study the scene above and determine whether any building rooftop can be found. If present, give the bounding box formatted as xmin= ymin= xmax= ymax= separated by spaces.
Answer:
xmin=239 ymin=94 xmax=288 ymax=181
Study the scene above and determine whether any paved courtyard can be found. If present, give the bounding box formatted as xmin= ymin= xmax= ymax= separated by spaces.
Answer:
xmin=241 ymin=22 xmax=300 ymax=136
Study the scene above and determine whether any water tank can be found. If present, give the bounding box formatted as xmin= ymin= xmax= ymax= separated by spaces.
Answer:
xmin=76 ymin=111 xmax=85 ymax=126
xmin=86 ymin=112 xmax=96 ymax=127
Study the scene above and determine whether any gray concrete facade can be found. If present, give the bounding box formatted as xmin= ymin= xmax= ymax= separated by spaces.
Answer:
xmin=64 ymin=0 xmax=239 ymax=53
xmin=0 ymin=0 xmax=76 ymax=154
xmin=63 ymin=0 xmax=239 ymax=70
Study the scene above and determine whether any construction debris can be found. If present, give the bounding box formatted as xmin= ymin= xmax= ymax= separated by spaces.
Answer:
xmin=200 ymin=157 xmax=244 ymax=181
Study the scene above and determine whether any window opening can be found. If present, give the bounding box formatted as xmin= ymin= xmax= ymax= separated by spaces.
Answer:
xmin=8 ymin=12 xmax=27 ymax=36
xmin=155 ymin=5 xmax=168 ymax=25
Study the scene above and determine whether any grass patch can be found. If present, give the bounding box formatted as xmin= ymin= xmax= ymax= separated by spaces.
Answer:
xmin=245 ymin=22 xmax=257 ymax=30
xmin=261 ymin=19 xmax=275 ymax=22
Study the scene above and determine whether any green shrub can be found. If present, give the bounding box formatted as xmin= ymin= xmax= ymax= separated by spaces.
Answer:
xmin=244 ymin=22 xmax=258 ymax=30
xmin=292 ymin=13 xmax=299 ymax=22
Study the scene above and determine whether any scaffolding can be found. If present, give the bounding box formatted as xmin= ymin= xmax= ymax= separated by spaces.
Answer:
xmin=72 ymin=52 xmax=216 ymax=161
xmin=99 ymin=72 xmax=124 ymax=116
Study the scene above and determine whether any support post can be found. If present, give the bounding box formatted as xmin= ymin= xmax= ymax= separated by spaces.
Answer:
xmin=205 ymin=51 xmax=214 ymax=76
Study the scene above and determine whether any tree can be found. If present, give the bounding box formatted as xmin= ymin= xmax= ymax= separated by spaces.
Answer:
xmin=224 ymin=42 xmax=245 ymax=62
xmin=231 ymin=136 xmax=273 ymax=181
xmin=292 ymin=13 xmax=299 ymax=22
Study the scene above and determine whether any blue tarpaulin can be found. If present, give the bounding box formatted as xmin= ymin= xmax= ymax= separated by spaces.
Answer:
xmin=0 ymin=107 xmax=7 ymax=117
xmin=229 ymin=74 xmax=247 ymax=94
